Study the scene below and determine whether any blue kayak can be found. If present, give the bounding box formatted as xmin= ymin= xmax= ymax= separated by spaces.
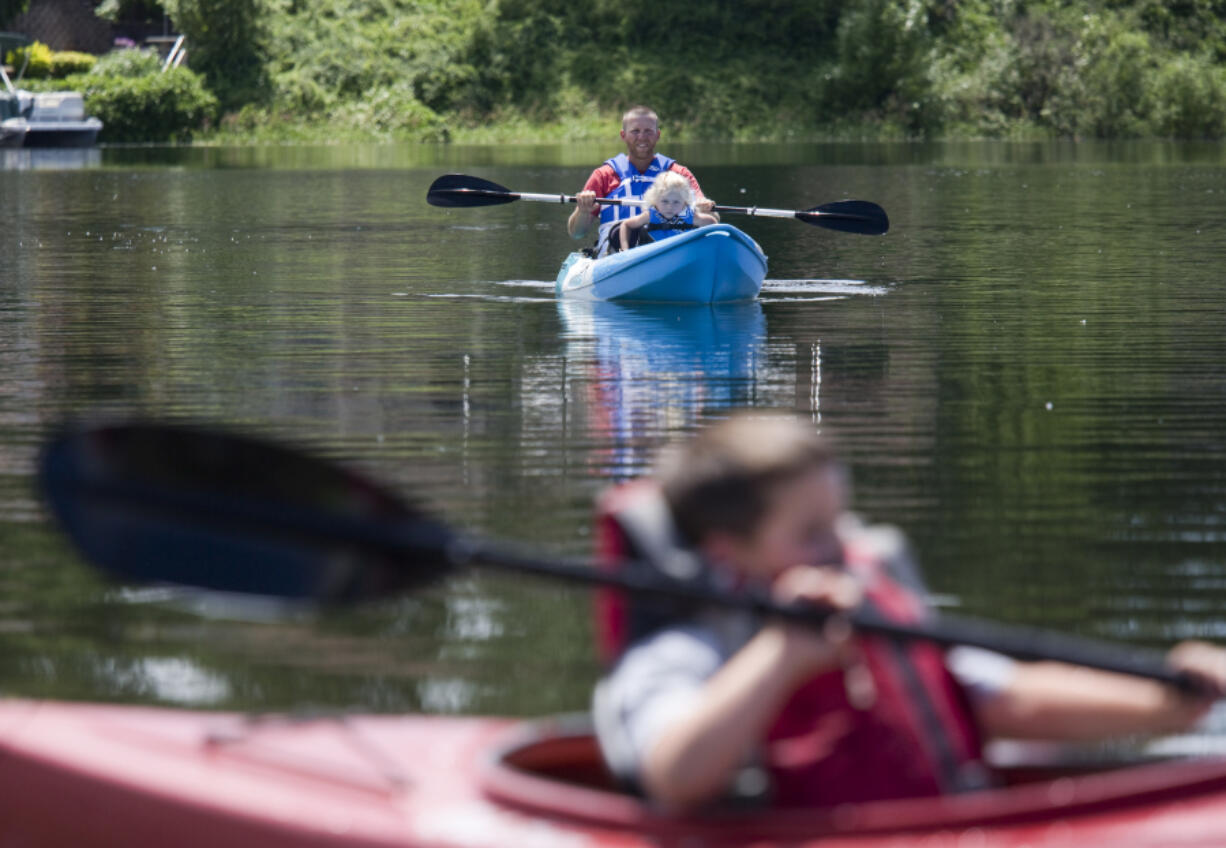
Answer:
xmin=555 ymin=224 xmax=767 ymax=302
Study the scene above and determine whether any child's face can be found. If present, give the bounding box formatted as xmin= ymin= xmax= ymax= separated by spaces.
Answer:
xmin=713 ymin=466 xmax=846 ymax=582
xmin=654 ymin=191 xmax=688 ymax=218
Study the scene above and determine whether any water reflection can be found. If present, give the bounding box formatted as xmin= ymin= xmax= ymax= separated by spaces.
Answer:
xmin=0 ymin=147 xmax=101 ymax=171
xmin=2 ymin=144 xmax=1226 ymax=715
xmin=549 ymin=299 xmax=774 ymax=479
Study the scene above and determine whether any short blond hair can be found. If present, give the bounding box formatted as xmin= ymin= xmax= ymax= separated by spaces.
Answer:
xmin=621 ymin=105 xmax=659 ymax=129
xmin=643 ymin=171 xmax=693 ymax=211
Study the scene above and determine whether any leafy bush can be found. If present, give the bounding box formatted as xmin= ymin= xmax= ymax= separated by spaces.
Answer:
xmin=94 ymin=0 xmax=165 ymax=23
xmin=1078 ymin=24 xmax=1156 ymax=138
xmin=165 ymin=0 xmax=270 ymax=110
xmin=50 ymin=50 xmax=96 ymax=77
xmin=67 ymin=67 xmax=218 ymax=142
xmin=5 ymin=40 xmax=53 ymax=78
xmin=90 ymin=47 xmax=162 ymax=77
xmin=328 ymin=82 xmax=449 ymax=141
xmin=1150 ymin=54 xmax=1226 ymax=138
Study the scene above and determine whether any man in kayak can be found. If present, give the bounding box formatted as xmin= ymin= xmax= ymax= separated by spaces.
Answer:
xmin=593 ymin=413 xmax=1226 ymax=810
xmin=567 ymin=106 xmax=717 ymax=256
xmin=616 ymin=172 xmax=719 ymax=252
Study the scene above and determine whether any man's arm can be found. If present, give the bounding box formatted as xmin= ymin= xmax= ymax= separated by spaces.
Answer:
xmin=568 ymin=192 xmax=597 ymax=239
xmin=568 ymin=167 xmax=614 ymax=240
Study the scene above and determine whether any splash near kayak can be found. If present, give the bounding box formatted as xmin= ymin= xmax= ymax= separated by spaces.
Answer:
xmin=555 ymin=224 xmax=767 ymax=302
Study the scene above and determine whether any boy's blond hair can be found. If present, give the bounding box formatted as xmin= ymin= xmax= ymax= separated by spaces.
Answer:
xmin=643 ymin=171 xmax=694 ymax=212
xmin=657 ymin=413 xmax=838 ymax=545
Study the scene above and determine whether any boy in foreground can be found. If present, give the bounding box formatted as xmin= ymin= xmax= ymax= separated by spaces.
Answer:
xmin=593 ymin=413 xmax=1226 ymax=809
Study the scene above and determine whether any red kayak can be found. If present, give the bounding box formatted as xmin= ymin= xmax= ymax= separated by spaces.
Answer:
xmin=1 ymin=699 xmax=1226 ymax=847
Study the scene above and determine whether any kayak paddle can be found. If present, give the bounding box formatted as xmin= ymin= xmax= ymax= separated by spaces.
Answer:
xmin=426 ymin=174 xmax=890 ymax=236
xmin=39 ymin=422 xmax=1199 ymax=692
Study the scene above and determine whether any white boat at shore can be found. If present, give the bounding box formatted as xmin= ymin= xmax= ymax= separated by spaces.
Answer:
xmin=1 ymin=32 xmax=103 ymax=148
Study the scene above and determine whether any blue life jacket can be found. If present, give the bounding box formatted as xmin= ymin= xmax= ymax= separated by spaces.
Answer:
xmin=595 ymin=153 xmax=676 ymax=256
xmin=644 ymin=206 xmax=695 ymax=241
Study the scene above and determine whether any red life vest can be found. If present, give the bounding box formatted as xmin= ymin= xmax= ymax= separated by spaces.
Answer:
xmin=593 ymin=481 xmax=990 ymax=805
xmin=762 ymin=535 xmax=988 ymax=806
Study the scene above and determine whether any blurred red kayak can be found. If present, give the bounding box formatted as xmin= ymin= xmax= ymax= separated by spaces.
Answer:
xmin=2 ymin=699 xmax=1226 ymax=847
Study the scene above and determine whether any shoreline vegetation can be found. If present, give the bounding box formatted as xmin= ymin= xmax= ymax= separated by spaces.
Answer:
xmin=7 ymin=0 xmax=1226 ymax=144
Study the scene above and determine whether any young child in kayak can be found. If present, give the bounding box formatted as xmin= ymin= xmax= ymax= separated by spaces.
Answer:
xmin=592 ymin=413 xmax=1226 ymax=810
xmin=617 ymin=171 xmax=719 ymax=252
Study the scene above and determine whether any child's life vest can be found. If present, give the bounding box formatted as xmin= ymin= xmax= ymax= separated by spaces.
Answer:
xmin=593 ymin=480 xmax=991 ymax=806
xmin=643 ymin=206 xmax=696 ymax=241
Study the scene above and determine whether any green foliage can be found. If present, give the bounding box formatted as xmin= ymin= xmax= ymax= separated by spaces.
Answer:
xmin=6 ymin=43 xmax=97 ymax=80
xmin=90 ymin=47 xmax=163 ymax=78
xmin=233 ymin=0 xmax=475 ymax=140
xmin=1078 ymin=20 xmax=1156 ymax=137
xmin=50 ymin=51 xmax=96 ymax=77
xmin=1149 ymin=53 xmax=1226 ymax=137
xmin=165 ymin=0 xmax=270 ymax=110
xmin=926 ymin=2 xmax=1226 ymax=138
xmin=94 ymin=0 xmax=166 ymax=23
xmin=111 ymin=0 xmax=1226 ymax=142
xmin=827 ymin=0 xmax=935 ymax=133
xmin=5 ymin=40 xmax=53 ymax=78
xmin=68 ymin=67 xmax=218 ymax=142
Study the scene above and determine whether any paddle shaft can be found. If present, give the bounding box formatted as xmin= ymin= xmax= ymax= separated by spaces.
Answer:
xmin=70 ymin=473 xmax=1196 ymax=693
xmin=452 ymin=187 xmax=824 ymax=220
xmin=425 ymin=174 xmax=889 ymax=235
xmin=452 ymin=539 xmax=1199 ymax=692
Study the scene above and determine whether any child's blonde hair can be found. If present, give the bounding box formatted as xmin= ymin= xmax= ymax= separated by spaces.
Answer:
xmin=643 ymin=171 xmax=694 ymax=211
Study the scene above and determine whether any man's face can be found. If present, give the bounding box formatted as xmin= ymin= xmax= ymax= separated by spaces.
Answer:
xmin=621 ymin=116 xmax=660 ymax=160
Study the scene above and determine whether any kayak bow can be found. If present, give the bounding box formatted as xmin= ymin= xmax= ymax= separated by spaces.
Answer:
xmin=555 ymin=224 xmax=767 ymax=302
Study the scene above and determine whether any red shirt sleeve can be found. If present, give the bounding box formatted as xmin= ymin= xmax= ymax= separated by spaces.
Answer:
xmin=582 ymin=166 xmax=619 ymax=217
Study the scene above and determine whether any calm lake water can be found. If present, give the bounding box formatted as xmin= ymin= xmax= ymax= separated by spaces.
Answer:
xmin=1 ymin=141 xmax=1225 ymax=717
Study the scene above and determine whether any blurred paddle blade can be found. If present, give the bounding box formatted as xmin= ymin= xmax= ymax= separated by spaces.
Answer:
xmin=39 ymin=423 xmax=457 ymax=602
xmin=798 ymin=200 xmax=890 ymax=235
xmin=426 ymin=174 xmax=518 ymax=207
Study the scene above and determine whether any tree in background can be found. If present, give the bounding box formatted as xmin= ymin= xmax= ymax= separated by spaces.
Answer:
xmin=0 ymin=0 xmax=29 ymax=29
xmin=164 ymin=0 xmax=269 ymax=110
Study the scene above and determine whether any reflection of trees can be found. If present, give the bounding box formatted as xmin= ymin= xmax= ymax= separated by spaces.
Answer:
xmin=6 ymin=147 xmax=1224 ymax=714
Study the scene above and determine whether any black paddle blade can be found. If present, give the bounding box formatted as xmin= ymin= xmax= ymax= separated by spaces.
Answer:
xmin=798 ymin=200 xmax=890 ymax=235
xmin=426 ymin=173 xmax=518 ymax=207
xmin=39 ymin=423 xmax=458 ymax=602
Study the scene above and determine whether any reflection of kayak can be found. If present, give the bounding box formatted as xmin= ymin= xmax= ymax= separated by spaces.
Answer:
xmin=557 ymin=298 xmax=767 ymax=358
xmin=557 ymin=300 xmax=770 ymax=478
xmin=555 ymin=224 xmax=767 ymax=303
xmin=5 ymin=700 xmax=1226 ymax=847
